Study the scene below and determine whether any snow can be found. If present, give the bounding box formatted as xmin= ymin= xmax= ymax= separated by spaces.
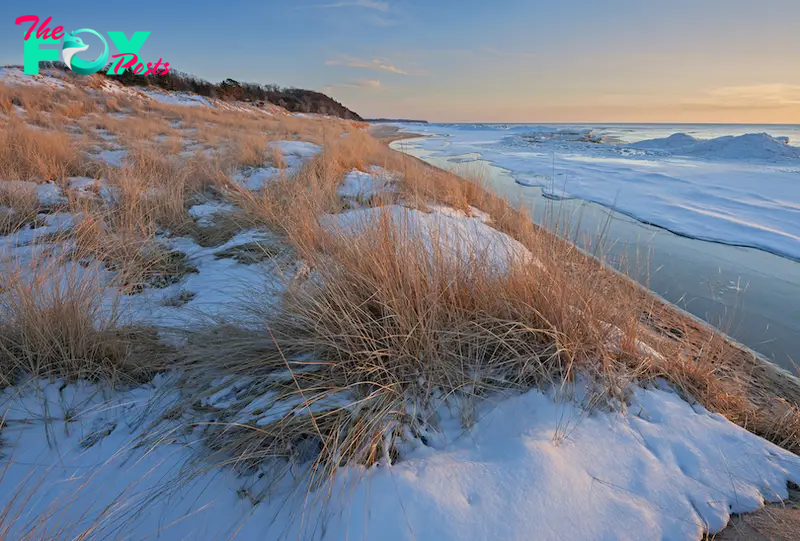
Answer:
xmin=0 ymin=210 xmax=283 ymax=333
xmin=630 ymin=132 xmax=700 ymax=150
xmin=96 ymin=148 xmax=128 ymax=167
xmin=320 ymin=205 xmax=537 ymax=273
xmin=123 ymin=231 xmax=285 ymax=330
xmin=631 ymin=132 xmax=800 ymax=161
xmin=36 ymin=183 xmax=67 ymax=206
xmin=0 ymin=180 xmax=66 ymax=207
xmin=235 ymin=166 xmax=282 ymax=191
xmin=337 ymin=166 xmax=397 ymax=201
xmin=268 ymin=140 xmax=322 ymax=168
xmin=139 ymin=89 xmax=212 ymax=107
xmin=3 ymin=77 xmax=800 ymax=539
xmin=230 ymin=141 xmax=323 ymax=190
xmin=0 ymin=67 xmax=73 ymax=89
xmin=427 ymin=203 xmax=492 ymax=223
xmin=188 ymin=200 xmax=238 ymax=226
xmin=392 ymin=123 xmax=800 ymax=261
xmin=0 ymin=213 xmax=76 ymax=260
xmin=1 ymin=377 xmax=798 ymax=540
xmin=67 ymin=176 xmax=99 ymax=191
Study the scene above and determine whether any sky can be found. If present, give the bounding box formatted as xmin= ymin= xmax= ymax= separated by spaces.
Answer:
xmin=3 ymin=0 xmax=800 ymax=123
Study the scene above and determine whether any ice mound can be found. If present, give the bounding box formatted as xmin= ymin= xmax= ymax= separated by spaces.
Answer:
xmin=685 ymin=132 xmax=800 ymax=160
xmin=629 ymin=133 xmax=699 ymax=150
xmin=630 ymin=132 xmax=800 ymax=161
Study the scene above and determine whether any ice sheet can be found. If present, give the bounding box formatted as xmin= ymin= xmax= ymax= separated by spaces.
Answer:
xmin=394 ymin=124 xmax=800 ymax=261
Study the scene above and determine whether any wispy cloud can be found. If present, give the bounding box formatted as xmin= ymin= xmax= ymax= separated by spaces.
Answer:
xmin=325 ymin=56 xmax=424 ymax=75
xmin=354 ymin=79 xmax=382 ymax=88
xmin=324 ymin=79 xmax=383 ymax=93
xmin=308 ymin=0 xmax=388 ymax=11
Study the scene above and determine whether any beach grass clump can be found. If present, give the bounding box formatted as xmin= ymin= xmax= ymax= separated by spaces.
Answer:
xmin=180 ymin=131 xmax=800 ymax=483
xmin=0 ymin=181 xmax=41 ymax=234
xmin=177 ymin=204 xmax=658 ymax=486
xmin=0 ymin=257 xmax=161 ymax=386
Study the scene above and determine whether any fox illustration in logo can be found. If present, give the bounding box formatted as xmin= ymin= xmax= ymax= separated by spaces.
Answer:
xmin=62 ymin=29 xmax=108 ymax=75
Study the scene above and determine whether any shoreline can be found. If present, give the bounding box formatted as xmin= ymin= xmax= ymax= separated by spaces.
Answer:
xmin=392 ymin=131 xmax=800 ymax=372
xmin=2 ymin=73 xmax=800 ymax=539
xmin=381 ymin=131 xmax=800 ymax=451
xmin=368 ymin=123 xmax=425 ymax=143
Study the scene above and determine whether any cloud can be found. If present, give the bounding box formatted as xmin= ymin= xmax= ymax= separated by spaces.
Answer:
xmin=326 ymin=57 xmax=405 ymax=74
xmin=324 ymin=79 xmax=383 ymax=93
xmin=325 ymin=56 xmax=424 ymax=75
xmin=309 ymin=0 xmax=388 ymax=11
xmin=355 ymin=79 xmax=382 ymax=88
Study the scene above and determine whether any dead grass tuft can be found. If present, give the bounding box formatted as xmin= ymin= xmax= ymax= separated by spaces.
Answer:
xmin=0 ymin=118 xmax=90 ymax=181
xmin=0 ymin=182 xmax=41 ymax=234
xmin=0 ymin=258 xmax=161 ymax=385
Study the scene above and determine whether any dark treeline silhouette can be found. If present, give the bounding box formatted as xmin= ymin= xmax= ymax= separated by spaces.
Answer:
xmin=38 ymin=62 xmax=363 ymax=120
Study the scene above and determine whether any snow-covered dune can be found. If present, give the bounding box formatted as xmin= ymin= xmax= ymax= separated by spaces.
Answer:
xmin=2 ymin=378 xmax=798 ymax=540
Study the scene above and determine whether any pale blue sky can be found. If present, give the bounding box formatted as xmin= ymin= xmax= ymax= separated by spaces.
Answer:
xmin=4 ymin=1 xmax=800 ymax=122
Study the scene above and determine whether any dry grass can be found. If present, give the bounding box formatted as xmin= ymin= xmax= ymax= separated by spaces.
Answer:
xmin=0 ymin=118 xmax=91 ymax=181
xmin=183 ymin=125 xmax=800 ymax=491
xmin=0 ymin=182 xmax=41 ymax=234
xmin=178 ymin=203 xmax=650 ymax=483
xmin=1 ymin=79 xmax=798 ymax=526
xmin=230 ymin=133 xmax=275 ymax=169
xmin=0 ymin=256 xmax=160 ymax=385
xmin=96 ymin=114 xmax=175 ymax=145
xmin=99 ymin=144 xmax=196 ymax=233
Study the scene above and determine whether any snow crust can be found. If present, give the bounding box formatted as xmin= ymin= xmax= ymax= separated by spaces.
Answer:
xmin=235 ymin=166 xmax=282 ymax=190
xmin=138 ymin=89 xmax=212 ymax=107
xmin=320 ymin=205 xmax=537 ymax=273
xmin=337 ymin=166 xmax=397 ymax=201
xmin=1 ymin=378 xmax=798 ymax=540
xmin=269 ymin=140 xmax=323 ymax=168
xmin=0 ymin=180 xmax=66 ymax=207
xmin=0 ymin=67 xmax=73 ymax=89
